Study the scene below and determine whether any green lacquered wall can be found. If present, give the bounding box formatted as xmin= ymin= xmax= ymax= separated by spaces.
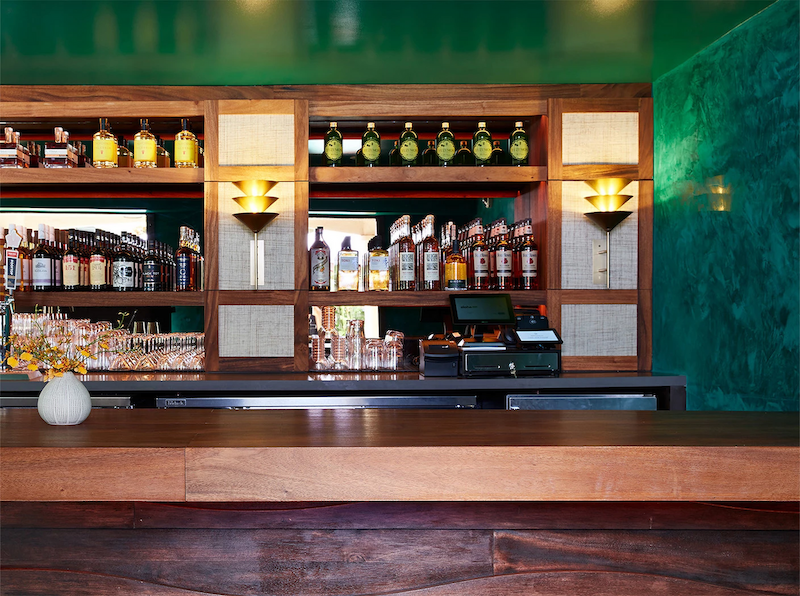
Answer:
xmin=653 ymin=0 xmax=799 ymax=410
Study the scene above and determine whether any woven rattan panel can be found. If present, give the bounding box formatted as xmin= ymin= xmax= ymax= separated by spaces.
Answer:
xmin=218 ymin=114 xmax=295 ymax=166
xmin=218 ymin=181 xmax=295 ymax=290
xmin=561 ymin=180 xmax=638 ymax=290
xmin=562 ymin=112 xmax=639 ymax=164
xmin=561 ymin=304 xmax=638 ymax=357
xmin=218 ymin=305 xmax=295 ymax=358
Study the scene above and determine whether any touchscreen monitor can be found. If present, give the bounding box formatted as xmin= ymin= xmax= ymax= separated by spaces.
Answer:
xmin=449 ymin=294 xmax=516 ymax=325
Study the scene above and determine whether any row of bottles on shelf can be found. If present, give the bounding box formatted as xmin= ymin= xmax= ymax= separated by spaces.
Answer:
xmin=322 ymin=121 xmax=529 ymax=167
xmin=309 ymin=215 xmax=539 ymax=292
xmin=2 ymin=224 xmax=203 ymax=292
xmin=0 ymin=119 xmax=202 ymax=169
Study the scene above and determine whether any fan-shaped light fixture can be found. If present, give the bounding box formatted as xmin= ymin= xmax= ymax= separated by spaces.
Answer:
xmin=230 ymin=180 xmax=279 ymax=288
xmin=583 ymin=178 xmax=634 ymax=289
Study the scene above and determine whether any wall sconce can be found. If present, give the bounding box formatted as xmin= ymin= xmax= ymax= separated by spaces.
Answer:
xmin=583 ymin=177 xmax=633 ymax=290
xmin=231 ymin=180 xmax=279 ymax=288
xmin=703 ymin=175 xmax=733 ymax=212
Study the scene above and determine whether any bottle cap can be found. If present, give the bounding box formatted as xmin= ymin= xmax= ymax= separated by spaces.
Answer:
xmin=478 ymin=121 xmax=486 ymax=128
xmin=405 ymin=122 xmax=412 ymax=129
xmin=442 ymin=122 xmax=449 ymax=129
xmin=368 ymin=235 xmax=383 ymax=250
xmin=330 ymin=122 xmax=338 ymax=128
xmin=341 ymin=235 xmax=351 ymax=249
xmin=515 ymin=121 xmax=523 ymax=128
xmin=367 ymin=122 xmax=375 ymax=128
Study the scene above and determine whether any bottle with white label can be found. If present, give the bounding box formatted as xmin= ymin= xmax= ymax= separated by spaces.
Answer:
xmin=309 ymin=226 xmax=330 ymax=291
xmin=367 ymin=236 xmax=389 ymax=291
xmin=337 ymin=236 xmax=359 ymax=291
xmin=468 ymin=231 xmax=489 ymax=290
xmin=495 ymin=231 xmax=513 ymax=291
xmin=420 ymin=221 xmax=441 ymax=291
xmin=518 ymin=220 xmax=539 ymax=290
xmin=395 ymin=217 xmax=415 ymax=291
xmin=133 ymin=118 xmax=157 ymax=168
xmin=113 ymin=233 xmax=137 ymax=292
xmin=62 ymin=229 xmax=80 ymax=291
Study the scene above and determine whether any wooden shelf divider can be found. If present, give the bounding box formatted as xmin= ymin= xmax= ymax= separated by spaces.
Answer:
xmin=12 ymin=292 xmax=204 ymax=308
xmin=0 ymin=168 xmax=204 ymax=185
xmin=310 ymin=166 xmax=546 ymax=184
xmin=307 ymin=290 xmax=546 ymax=308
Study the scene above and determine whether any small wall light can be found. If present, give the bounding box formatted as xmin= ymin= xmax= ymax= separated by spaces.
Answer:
xmin=231 ymin=180 xmax=279 ymax=288
xmin=583 ymin=177 xmax=633 ymax=289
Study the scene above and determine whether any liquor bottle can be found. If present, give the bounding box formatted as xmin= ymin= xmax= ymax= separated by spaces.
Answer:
xmin=156 ymin=137 xmax=171 ymax=168
xmin=79 ymin=231 xmax=91 ymax=288
xmin=455 ymin=140 xmax=472 ymax=166
xmin=435 ymin=122 xmax=456 ymax=167
xmin=174 ymin=118 xmax=198 ymax=168
xmin=32 ymin=226 xmax=52 ymax=291
xmin=117 ymin=136 xmax=132 ymax=167
xmin=113 ymin=233 xmax=136 ymax=291
xmin=420 ymin=221 xmax=441 ymax=291
xmin=50 ymin=227 xmax=62 ymax=290
xmin=62 ymin=229 xmax=80 ymax=291
xmin=175 ymin=227 xmax=196 ymax=291
xmin=468 ymin=231 xmax=489 ymax=290
xmin=354 ymin=148 xmax=364 ymax=166
xmin=133 ymin=118 xmax=157 ymax=168
xmin=395 ymin=216 xmax=415 ymax=291
xmin=509 ymin=121 xmax=529 ymax=166
xmin=422 ymin=140 xmax=436 ymax=166
xmin=28 ymin=142 xmax=40 ymax=168
xmin=0 ymin=127 xmax=24 ymax=168
xmin=444 ymin=238 xmax=467 ymax=291
xmin=361 ymin=122 xmax=380 ymax=167
xmin=309 ymin=226 xmax=331 ymax=291
xmin=388 ymin=140 xmax=400 ymax=166
xmin=92 ymin=118 xmax=118 ymax=168
xmin=398 ymin=122 xmax=419 ymax=166
xmin=495 ymin=231 xmax=513 ymax=290
xmin=44 ymin=127 xmax=76 ymax=169
xmin=490 ymin=140 xmax=505 ymax=165
xmin=518 ymin=220 xmax=539 ymax=290
xmin=143 ymin=240 xmax=161 ymax=291
xmin=337 ymin=236 xmax=359 ymax=291
xmin=367 ymin=236 xmax=390 ymax=291
xmin=323 ymin=122 xmax=343 ymax=167
xmin=472 ymin=121 xmax=492 ymax=166
xmin=16 ymin=227 xmax=31 ymax=292
xmin=90 ymin=232 xmax=107 ymax=291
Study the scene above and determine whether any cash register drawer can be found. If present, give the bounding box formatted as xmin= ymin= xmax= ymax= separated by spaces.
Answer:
xmin=507 ymin=394 xmax=657 ymax=410
xmin=462 ymin=351 xmax=560 ymax=376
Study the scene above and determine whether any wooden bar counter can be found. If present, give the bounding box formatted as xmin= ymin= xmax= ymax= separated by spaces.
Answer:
xmin=2 ymin=409 xmax=798 ymax=595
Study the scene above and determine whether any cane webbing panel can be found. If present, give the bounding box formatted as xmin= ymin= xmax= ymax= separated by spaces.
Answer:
xmin=218 ymin=305 xmax=295 ymax=358
xmin=562 ymin=112 xmax=639 ymax=165
xmin=218 ymin=114 xmax=295 ymax=166
xmin=561 ymin=304 xmax=638 ymax=357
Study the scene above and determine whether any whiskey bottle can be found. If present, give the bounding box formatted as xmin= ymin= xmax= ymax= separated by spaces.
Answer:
xmin=509 ymin=121 xmax=529 ymax=166
xmin=0 ymin=127 xmax=22 ymax=168
xmin=435 ymin=122 xmax=456 ymax=167
xmin=361 ymin=122 xmax=380 ymax=167
xmin=143 ymin=240 xmax=161 ymax=291
xmin=367 ymin=236 xmax=390 ymax=291
xmin=27 ymin=141 xmax=40 ymax=168
xmin=420 ymin=224 xmax=441 ymax=291
xmin=337 ymin=236 xmax=359 ymax=291
xmin=133 ymin=118 xmax=157 ymax=168
xmin=117 ymin=136 xmax=132 ymax=167
xmin=62 ymin=229 xmax=80 ymax=291
xmin=175 ymin=227 xmax=196 ymax=291
xmin=309 ymin=226 xmax=331 ymax=291
xmin=323 ymin=122 xmax=343 ymax=167
xmin=398 ymin=122 xmax=419 ymax=166
xmin=490 ymin=140 xmax=505 ymax=165
xmin=44 ymin=127 xmax=76 ymax=169
xmin=395 ymin=216 xmax=415 ymax=291
xmin=519 ymin=220 xmax=539 ymax=290
xmin=388 ymin=140 xmax=401 ymax=166
xmin=90 ymin=232 xmax=107 ymax=291
xmin=468 ymin=231 xmax=489 ymax=290
xmin=422 ymin=140 xmax=436 ymax=166
xmin=92 ymin=118 xmax=118 ymax=168
xmin=472 ymin=121 xmax=493 ymax=166
xmin=174 ymin=118 xmax=198 ymax=168
xmin=495 ymin=231 xmax=513 ymax=290
xmin=113 ymin=233 xmax=137 ymax=291
xmin=444 ymin=238 xmax=467 ymax=291
xmin=50 ymin=227 xmax=63 ymax=290
xmin=454 ymin=140 xmax=472 ymax=166
xmin=156 ymin=137 xmax=171 ymax=168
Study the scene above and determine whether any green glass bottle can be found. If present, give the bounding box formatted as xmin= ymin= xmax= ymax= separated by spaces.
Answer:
xmin=455 ymin=140 xmax=472 ymax=166
xmin=436 ymin=122 xmax=456 ymax=167
xmin=323 ymin=122 xmax=343 ymax=167
xmin=388 ymin=140 xmax=401 ymax=166
xmin=490 ymin=140 xmax=505 ymax=165
xmin=472 ymin=121 xmax=493 ymax=166
xmin=509 ymin=121 xmax=529 ymax=166
xmin=361 ymin=122 xmax=380 ymax=167
xmin=422 ymin=140 xmax=436 ymax=166
xmin=398 ymin=122 xmax=419 ymax=166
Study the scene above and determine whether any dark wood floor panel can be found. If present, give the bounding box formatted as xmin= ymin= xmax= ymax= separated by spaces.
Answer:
xmin=134 ymin=501 xmax=800 ymax=530
xmin=0 ymin=502 xmax=135 ymax=528
xmin=1 ymin=528 xmax=493 ymax=596
xmin=494 ymin=530 xmax=799 ymax=595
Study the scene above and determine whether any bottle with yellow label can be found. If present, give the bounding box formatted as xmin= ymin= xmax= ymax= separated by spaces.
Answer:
xmin=323 ymin=122 xmax=343 ymax=167
xmin=92 ymin=118 xmax=118 ymax=168
xmin=133 ymin=118 xmax=157 ymax=168
xmin=509 ymin=121 xmax=529 ymax=166
xmin=361 ymin=122 xmax=380 ymax=167
xmin=174 ymin=118 xmax=198 ymax=168
xmin=444 ymin=238 xmax=467 ymax=290
xmin=472 ymin=121 xmax=493 ymax=166
xmin=398 ymin=122 xmax=419 ymax=167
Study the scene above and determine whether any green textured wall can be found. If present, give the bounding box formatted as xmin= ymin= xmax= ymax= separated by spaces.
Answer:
xmin=653 ymin=0 xmax=799 ymax=410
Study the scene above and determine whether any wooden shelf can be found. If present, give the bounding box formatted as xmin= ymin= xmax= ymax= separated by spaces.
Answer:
xmin=0 ymin=168 xmax=204 ymax=185
xmin=308 ymin=290 xmax=546 ymax=307
xmin=12 ymin=291 xmax=204 ymax=308
xmin=310 ymin=166 xmax=546 ymax=184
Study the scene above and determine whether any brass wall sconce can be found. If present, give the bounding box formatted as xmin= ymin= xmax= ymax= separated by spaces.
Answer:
xmin=583 ymin=177 xmax=633 ymax=289
xmin=231 ymin=180 xmax=279 ymax=288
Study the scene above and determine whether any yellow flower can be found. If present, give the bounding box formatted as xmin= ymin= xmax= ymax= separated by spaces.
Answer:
xmin=100 ymin=343 xmax=109 ymax=350
xmin=6 ymin=357 xmax=18 ymax=368
xmin=53 ymin=361 xmax=65 ymax=369
xmin=20 ymin=352 xmax=33 ymax=361
xmin=76 ymin=366 xmax=87 ymax=375
xmin=27 ymin=363 xmax=38 ymax=371
xmin=55 ymin=372 xmax=63 ymax=377
xmin=79 ymin=349 xmax=91 ymax=358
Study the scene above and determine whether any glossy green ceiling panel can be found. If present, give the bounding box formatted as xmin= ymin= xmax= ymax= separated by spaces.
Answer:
xmin=0 ymin=0 xmax=774 ymax=85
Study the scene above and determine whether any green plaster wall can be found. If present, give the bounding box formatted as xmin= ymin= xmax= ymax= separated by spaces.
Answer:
xmin=653 ymin=0 xmax=799 ymax=410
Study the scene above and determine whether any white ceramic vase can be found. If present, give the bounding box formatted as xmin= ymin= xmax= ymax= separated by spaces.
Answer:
xmin=37 ymin=371 xmax=92 ymax=425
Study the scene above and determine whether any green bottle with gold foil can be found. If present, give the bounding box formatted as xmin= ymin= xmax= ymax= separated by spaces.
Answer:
xmin=323 ymin=122 xmax=343 ymax=167
xmin=398 ymin=122 xmax=419 ymax=166
xmin=436 ymin=122 xmax=456 ymax=167
xmin=361 ymin=122 xmax=380 ymax=166
xmin=509 ymin=121 xmax=529 ymax=166
xmin=472 ymin=121 xmax=492 ymax=166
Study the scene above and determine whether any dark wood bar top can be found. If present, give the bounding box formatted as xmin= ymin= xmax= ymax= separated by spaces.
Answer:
xmin=2 ymin=409 xmax=797 ymax=502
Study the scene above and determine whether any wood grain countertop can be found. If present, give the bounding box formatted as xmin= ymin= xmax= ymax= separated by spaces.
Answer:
xmin=1 ymin=409 xmax=797 ymax=502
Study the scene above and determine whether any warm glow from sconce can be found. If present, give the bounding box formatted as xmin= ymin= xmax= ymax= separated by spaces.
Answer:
xmin=584 ymin=177 xmax=632 ymax=196
xmin=232 ymin=195 xmax=279 ymax=213
xmin=233 ymin=179 xmax=278 ymax=197
xmin=584 ymin=194 xmax=632 ymax=212
xmin=708 ymin=193 xmax=733 ymax=212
